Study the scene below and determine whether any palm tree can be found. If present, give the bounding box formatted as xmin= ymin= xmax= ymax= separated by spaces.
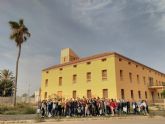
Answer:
xmin=9 ymin=19 xmax=31 ymax=106
xmin=0 ymin=69 xmax=15 ymax=96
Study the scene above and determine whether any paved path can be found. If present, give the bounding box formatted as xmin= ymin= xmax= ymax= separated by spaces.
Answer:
xmin=0 ymin=114 xmax=36 ymax=121
xmin=0 ymin=115 xmax=165 ymax=124
xmin=40 ymin=117 xmax=165 ymax=124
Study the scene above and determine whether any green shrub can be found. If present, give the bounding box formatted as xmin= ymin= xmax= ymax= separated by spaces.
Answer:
xmin=0 ymin=103 xmax=36 ymax=115
xmin=23 ymin=107 xmax=36 ymax=114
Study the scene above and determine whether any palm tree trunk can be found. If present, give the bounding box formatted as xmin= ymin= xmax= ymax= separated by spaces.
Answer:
xmin=13 ymin=45 xmax=21 ymax=106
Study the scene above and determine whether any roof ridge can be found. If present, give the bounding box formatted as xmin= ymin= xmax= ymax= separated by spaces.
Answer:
xmin=42 ymin=52 xmax=114 ymax=71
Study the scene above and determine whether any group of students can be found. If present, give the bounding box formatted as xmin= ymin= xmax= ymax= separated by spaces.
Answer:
xmin=38 ymin=97 xmax=149 ymax=118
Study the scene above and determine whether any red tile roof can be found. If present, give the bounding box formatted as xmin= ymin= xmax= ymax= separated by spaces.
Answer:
xmin=42 ymin=52 xmax=165 ymax=76
xmin=43 ymin=52 xmax=114 ymax=71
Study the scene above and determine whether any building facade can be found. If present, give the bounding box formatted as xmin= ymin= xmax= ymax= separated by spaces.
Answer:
xmin=40 ymin=48 xmax=165 ymax=103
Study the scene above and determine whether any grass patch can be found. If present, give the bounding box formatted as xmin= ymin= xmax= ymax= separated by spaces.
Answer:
xmin=0 ymin=103 xmax=36 ymax=115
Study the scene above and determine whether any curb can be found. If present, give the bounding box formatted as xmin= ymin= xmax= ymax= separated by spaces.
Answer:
xmin=0 ymin=115 xmax=164 ymax=124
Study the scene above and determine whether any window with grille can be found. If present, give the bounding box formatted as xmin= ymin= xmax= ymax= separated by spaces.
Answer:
xmin=131 ymin=90 xmax=134 ymax=99
xmin=86 ymin=72 xmax=91 ymax=82
xmin=121 ymin=89 xmax=125 ymax=99
xmin=73 ymin=74 xmax=77 ymax=83
xmin=87 ymin=90 xmax=92 ymax=98
xmin=120 ymin=70 xmax=123 ymax=80
xmin=129 ymin=73 xmax=132 ymax=82
xmin=102 ymin=70 xmax=107 ymax=80
xmin=59 ymin=77 xmax=62 ymax=86
xmin=45 ymin=79 xmax=48 ymax=87
xmin=103 ymin=89 xmax=108 ymax=98
xmin=73 ymin=90 xmax=77 ymax=99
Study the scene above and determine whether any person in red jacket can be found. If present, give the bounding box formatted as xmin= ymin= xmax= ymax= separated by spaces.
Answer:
xmin=109 ymin=99 xmax=115 ymax=116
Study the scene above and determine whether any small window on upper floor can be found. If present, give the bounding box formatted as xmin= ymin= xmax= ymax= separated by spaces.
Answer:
xmin=101 ymin=58 xmax=107 ymax=62
xmin=142 ymin=67 xmax=145 ymax=70
xmin=73 ymin=65 xmax=77 ymax=68
xmin=136 ymin=65 xmax=138 ymax=68
xmin=46 ymin=71 xmax=49 ymax=74
xmin=119 ymin=58 xmax=122 ymax=62
xmin=86 ymin=61 xmax=91 ymax=65
xmin=128 ymin=62 xmax=131 ymax=65
xmin=59 ymin=68 xmax=63 ymax=71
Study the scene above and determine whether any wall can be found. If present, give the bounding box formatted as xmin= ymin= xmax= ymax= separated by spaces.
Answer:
xmin=41 ymin=54 xmax=117 ymax=100
xmin=115 ymin=54 xmax=165 ymax=102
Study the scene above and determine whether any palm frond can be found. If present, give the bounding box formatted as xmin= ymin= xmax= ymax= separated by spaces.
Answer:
xmin=10 ymin=32 xmax=18 ymax=40
xmin=9 ymin=19 xmax=31 ymax=47
xmin=9 ymin=21 xmax=20 ymax=29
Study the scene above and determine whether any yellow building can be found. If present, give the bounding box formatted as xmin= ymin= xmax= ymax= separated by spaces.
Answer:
xmin=40 ymin=48 xmax=165 ymax=103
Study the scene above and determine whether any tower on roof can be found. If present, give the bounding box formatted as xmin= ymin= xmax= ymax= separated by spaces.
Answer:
xmin=60 ymin=48 xmax=79 ymax=64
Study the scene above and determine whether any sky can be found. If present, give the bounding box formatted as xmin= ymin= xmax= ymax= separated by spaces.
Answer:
xmin=0 ymin=0 xmax=165 ymax=96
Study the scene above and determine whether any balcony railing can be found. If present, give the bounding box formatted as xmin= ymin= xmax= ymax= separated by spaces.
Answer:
xmin=148 ymin=82 xmax=165 ymax=89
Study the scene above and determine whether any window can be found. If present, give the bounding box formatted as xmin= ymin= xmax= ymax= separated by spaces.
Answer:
xmin=148 ymin=77 xmax=154 ymax=86
xmin=73 ymin=65 xmax=77 ymax=68
xmin=59 ymin=68 xmax=63 ymax=71
xmin=44 ymin=92 xmax=47 ymax=99
xmin=101 ymin=58 xmax=107 ymax=62
xmin=137 ymin=74 xmax=140 ymax=83
xmin=131 ymin=90 xmax=134 ymax=99
xmin=143 ymin=76 xmax=146 ymax=85
xmin=128 ymin=62 xmax=131 ymax=65
xmin=156 ymin=80 xmax=158 ymax=85
xmin=59 ymin=77 xmax=62 ymax=86
xmin=86 ymin=72 xmax=91 ymax=82
xmin=87 ymin=90 xmax=92 ymax=98
xmin=63 ymin=57 xmax=66 ymax=62
xmin=121 ymin=89 xmax=125 ymax=99
xmin=145 ymin=91 xmax=148 ymax=99
xmin=138 ymin=91 xmax=141 ymax=99
xmin=45 ymin=79 xmax=48 ymax=87
xmin=120 ymin=70 xmax=123 ymax=81
xmin=102 ymin=70 xmax=107 ymax=80
xmin=136 ymin=65 xmax=138 ymax=68
xmin=119 ymin=58 xmax=122 ymax=62
xmin=158 ymin=93 xmax=160 ymax=99
xmin=86 ymin=61 xmax=91 ymax=65
xmin=129 ymin=73 xmax=132 ymax=82
xmin=46 ymin=71 xmax=49 ymax=74
xmin=73 ymin=74 xmax=77 ymax=83
xmin=103 ymin=89 xmax=108 ymax=98
xmin=73 ymin=90 xmax=77 ymax=99
xmin=57 ymin=91 xmax=62 ymax=98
